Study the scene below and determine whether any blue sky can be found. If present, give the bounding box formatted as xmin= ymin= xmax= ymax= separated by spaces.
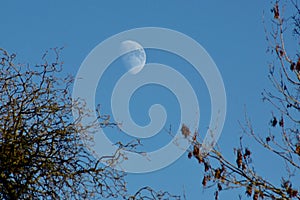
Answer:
xmin=1 ymin=1 xmax=295 ymax=199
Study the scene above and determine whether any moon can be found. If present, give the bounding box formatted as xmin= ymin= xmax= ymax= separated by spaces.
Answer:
xmin=120 ymin=40 xmax=146 ymax=74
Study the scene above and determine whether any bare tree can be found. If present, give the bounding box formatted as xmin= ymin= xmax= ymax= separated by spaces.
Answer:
xmin=0 ymin=48 xmax=179 ymax=200
xmin=185 ymin=1 xmax=300 ymax=199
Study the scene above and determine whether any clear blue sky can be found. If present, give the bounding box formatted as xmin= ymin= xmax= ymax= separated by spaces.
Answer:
xmin=1 ymin=1 xmax=295 ymax=199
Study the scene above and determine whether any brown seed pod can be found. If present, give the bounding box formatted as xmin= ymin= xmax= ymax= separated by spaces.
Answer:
xmin=181 ymin=124 xmax=190 ymax=138
xmin=193 ymin=145 xmax=199 ymax=156
xmin=204 ymin=161 xmax=210 ymax=172
xmin=296 ymin=57 xmax=300 ymax=72
xmin=253 ymin=190 xmax=259 ymax=200
xmin=246 ymin=184 xmax=253 ymax=196
xmin=279 ymin=117 xmax=284 ymax=127
xmin=236 ymin=149 xmax=243 ymax=168
xmin=202 ymin=176 xmax=207 ymax=187
xmin=296 ymin=145 xmax=300 ymax=156
xmin=214 ymin=168 xmax=221 ymax=179
xmin=196 ymin=155 xmax=204 ymax=163
xmin=259 ymin=190 xmax=264 ymax=199
xmin=244 ymin=148 xmax=251 ymax=158
xmin=242 ymin=163 xmax=247 ymax=171
xmin=273 ymin=3 xmax=280 ymax=19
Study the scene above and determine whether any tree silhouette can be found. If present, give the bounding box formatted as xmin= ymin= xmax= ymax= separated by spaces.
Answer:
xmin=185 ymin=1 xmax=300 ymax=199
xmin=0 ymin=48 xmax=179 ymax=200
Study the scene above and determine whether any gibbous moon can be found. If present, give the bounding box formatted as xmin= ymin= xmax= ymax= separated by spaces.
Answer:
xmin=120 ymin=40 xmax=146 ymax=74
